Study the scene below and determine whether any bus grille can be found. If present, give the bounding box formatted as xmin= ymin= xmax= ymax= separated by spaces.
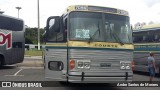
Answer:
xmin=69 ymin=49 xmax=133 ymax=71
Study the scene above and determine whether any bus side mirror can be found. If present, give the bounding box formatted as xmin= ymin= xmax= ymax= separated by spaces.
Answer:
xmin=45 ymin=16 xmax=60 ymax=42
xmin=46 ymin=16 xmax=60 ymax=33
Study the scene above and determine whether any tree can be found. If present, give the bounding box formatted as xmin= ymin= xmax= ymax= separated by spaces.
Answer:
xmin=134 ymin=22 xmax=147 ymax=29
xmin=148 ymin=21 xmax=154 ymax=25
xmin=141 ymin=22 xmax=146 ymax=26
xmin=134 ymin=22 xmax=141 ymax=29
xmin=25 ymin=27 xmax=45 ymax=44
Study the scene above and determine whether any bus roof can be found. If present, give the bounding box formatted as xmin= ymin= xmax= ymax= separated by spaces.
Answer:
xmin=142 ymin=24 xmax=160 ymax=29
xmin=63 ymin=5 xmax=129 ymax=16
xmin=0 ymin=14 xmax=23 ymax=21
xmin=133 ymin=24 xmax=160 ymax=32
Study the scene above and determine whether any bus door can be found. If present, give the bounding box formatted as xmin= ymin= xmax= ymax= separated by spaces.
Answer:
xmin=45 ymin=48 xmax=67 ymax=80
xmin=44 ymin=16 xmax=67 ymax=80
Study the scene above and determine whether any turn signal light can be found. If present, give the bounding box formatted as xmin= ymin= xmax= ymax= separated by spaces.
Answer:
xmin=70 ymin=60 xmax=75 ymax=70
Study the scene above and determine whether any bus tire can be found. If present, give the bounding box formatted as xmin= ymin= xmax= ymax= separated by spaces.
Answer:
xmin=159 ymin=67 xmax=160 ymax=77
xmin=0 ymin=60 xmax=2 ymax=67
xmin=0 ymin=55 xmax=4 ymax=67
xmin=59 ymin=81 xmax=68 ymax=85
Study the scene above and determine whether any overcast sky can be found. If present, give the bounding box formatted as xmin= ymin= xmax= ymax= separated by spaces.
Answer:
xmin=0 ymin=0 xmax=160 ymax=28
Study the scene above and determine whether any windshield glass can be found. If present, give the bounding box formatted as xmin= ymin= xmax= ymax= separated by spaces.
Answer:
xmin=69 ymin=11 xmax=132 ymax=43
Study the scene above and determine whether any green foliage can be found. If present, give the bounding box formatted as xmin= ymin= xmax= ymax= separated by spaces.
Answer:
xmin=25 ymin=27 xmax=45 ymax=44
xmin=25 ymin=50 xmax=42 ymax=56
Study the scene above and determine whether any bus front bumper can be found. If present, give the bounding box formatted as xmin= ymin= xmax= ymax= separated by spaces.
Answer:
xmin=66 ymin=71 xmax=133 ymax=83
xmin=67 ymin=76 xmax=133 ymax=83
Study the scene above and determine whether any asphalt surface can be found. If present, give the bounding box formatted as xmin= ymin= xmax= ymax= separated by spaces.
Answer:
xmin=0 ymin=56 xmax=159 ymax=90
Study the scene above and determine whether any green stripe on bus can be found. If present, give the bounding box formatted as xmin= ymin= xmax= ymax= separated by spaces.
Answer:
xmin=45 ymin=46 xmax=67 ymax=49
xmin=134 ymin=51 xmax=160 ymax=53
xmin=45 ymin=46 xmax=133 ymax=51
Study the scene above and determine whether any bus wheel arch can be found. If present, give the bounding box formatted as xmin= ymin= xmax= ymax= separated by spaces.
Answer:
xmin=0 ymin=54 xmax=4 ymax=66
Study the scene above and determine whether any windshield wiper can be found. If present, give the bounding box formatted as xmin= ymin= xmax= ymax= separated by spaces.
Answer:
xmin=87 ymin=23 xmax=100 ymax=43
xmin=108 ymin=23 xmax=124 ymax=45
xmin=112 ymin=32 xmax=124 ymax=45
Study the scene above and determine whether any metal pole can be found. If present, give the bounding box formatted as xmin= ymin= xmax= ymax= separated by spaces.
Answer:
xmin=18 ymin=9 xmax=19 ymax=18
xmin=16 ymin=7 xmax=21 ymax=18
xmin=37 ymin=0 xmax=40 ymax=50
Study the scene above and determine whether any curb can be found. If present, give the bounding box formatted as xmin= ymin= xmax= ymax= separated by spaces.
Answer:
xmin=24 ymin=56 xmax=42 ymax=60
xmin=19 ymin=56 xmax=44 ymax=67
xmin=17 ymin=61 xmax=44 ymax=67
xmin=24 ymin=55 xmax=31 ymax=57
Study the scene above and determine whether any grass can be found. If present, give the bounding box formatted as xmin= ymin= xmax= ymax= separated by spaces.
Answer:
xmin=25 ymin=50 xmax=42 ymax=56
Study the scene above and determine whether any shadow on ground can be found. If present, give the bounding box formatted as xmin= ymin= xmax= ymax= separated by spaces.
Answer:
xmin=0 ymin=65 xmax=17 ymax=69
xmin=133 ymin=71 xmax=160 ymax=77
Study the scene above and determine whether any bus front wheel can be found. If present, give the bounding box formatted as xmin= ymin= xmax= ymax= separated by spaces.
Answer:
xmin=0 ymin=55 xmax=4 ymax=67
xmin=0 ymin=60 xmax=2 ymax=67
xmin=159 ymin=67 xmax=160 ymax=77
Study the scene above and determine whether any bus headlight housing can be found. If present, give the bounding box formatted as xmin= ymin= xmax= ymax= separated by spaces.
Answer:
xmin=84 ymin=62 xmax=90 ymax=69
xmin=77 ymin=61 xmax=84 ymax=69
xmin=77 ymin=60 xmax=91 ymax=69
xmin=120 ymin=63 xmax=126 ymax=70
xmin=125 ymin=63 xmax=131 ymax=69
xmin=120 ymin=61 xmax=131 ymax=70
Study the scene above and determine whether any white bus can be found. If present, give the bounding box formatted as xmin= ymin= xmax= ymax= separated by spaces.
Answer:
xmin=133 ymin=25 xmax=160 ymax=75
xmin=44 ymin=5 xmax=134 ymax=83
xmin=0 ymin=14 xmax=25 ymax=66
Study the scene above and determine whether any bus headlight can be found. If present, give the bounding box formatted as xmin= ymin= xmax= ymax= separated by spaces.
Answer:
xmin=126 ymin=63 xmax=131 ymax=69
xmin=120 ymin=61 xmax=131 ymax=70
xmin=84 ymin=62 xmax=90 ymax=69
xmin=77 ymin=60 xmax=91 ymax=69
xmin=120 ymin=63 xmax=126 ymax=70
xmin=77 ymin=61 xmax=84 ymax=69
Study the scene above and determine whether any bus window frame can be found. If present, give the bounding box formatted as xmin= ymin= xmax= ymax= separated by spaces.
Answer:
xmin=68 ymin=11 xmax=132 ymax=44
xmin=45 ymin=16 xmax=66 ymax=43
xmin=133 ymin=29 xmax=160 ymax=43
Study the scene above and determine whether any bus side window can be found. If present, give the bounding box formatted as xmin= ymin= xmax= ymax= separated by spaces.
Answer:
xmin=63 ymin=19 xmax=67 ymax=42
xmin=154 ymin=35 xmax=160 ymax=42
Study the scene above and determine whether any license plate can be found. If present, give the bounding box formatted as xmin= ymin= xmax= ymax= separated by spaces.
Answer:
xmin=100 ymin=63 xmax=111 ymax=67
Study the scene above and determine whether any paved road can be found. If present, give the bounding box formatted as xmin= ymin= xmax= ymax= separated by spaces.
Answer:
xmin=0 ymin=65 xmax=160 ymax=81
xmin=0 ymin=57 xmax=159 ymax=90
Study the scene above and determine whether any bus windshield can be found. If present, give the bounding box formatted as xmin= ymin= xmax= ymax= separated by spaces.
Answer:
xmin=69 ymin=11 xmax=132 ymax=44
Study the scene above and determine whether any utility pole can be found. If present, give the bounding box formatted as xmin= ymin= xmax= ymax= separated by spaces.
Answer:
xmin=37 ymin=0 xmax=40 ymax=50
xmin=15 ymin=7 xmax=22 ymax=18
